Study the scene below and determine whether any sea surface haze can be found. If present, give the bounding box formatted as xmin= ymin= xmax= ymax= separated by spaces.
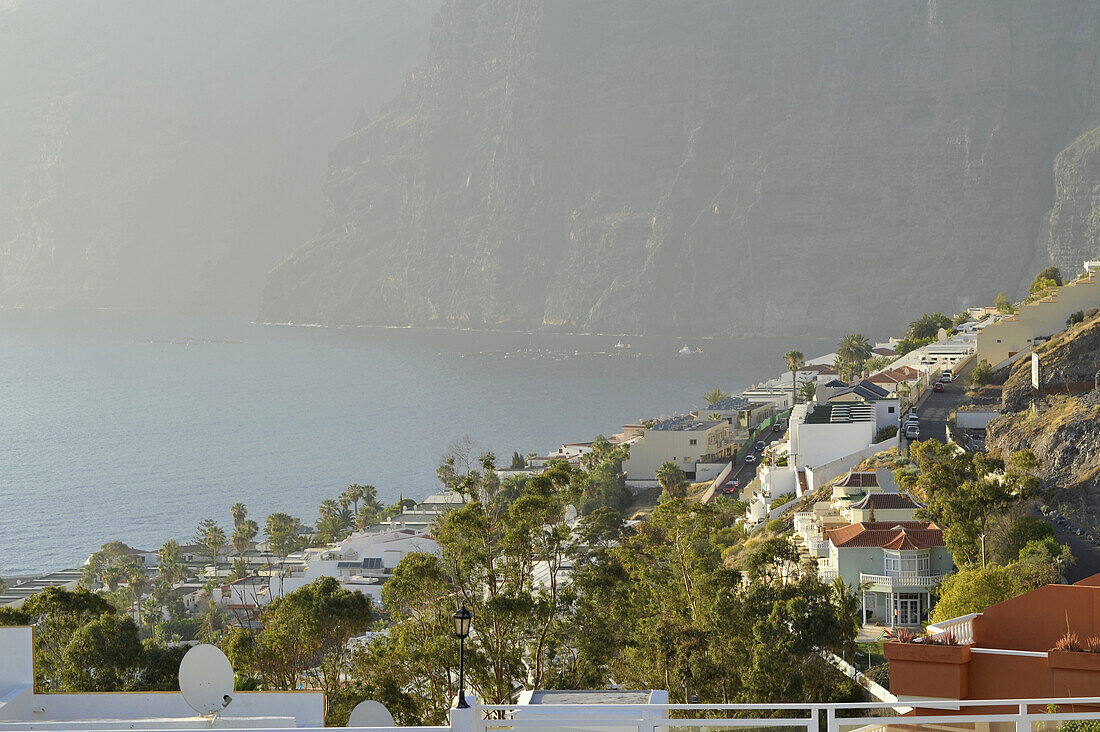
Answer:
xmin=0 ymin=312 xmax=829 ymax=575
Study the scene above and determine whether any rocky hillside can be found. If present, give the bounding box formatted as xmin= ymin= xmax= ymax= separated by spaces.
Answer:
xmin=261 ymin=1 xmax=1100 ymax=335
xmin=0 ymin=0 xmax=436 ymax=316
xmin=987 ymin=315 xmax=1100 ymax=524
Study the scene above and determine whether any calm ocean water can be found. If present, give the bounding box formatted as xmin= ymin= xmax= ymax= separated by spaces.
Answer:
xmin=0 ymin=312 xmax=829 ymax=575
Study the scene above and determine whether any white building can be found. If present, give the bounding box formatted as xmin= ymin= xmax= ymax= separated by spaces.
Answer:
xmin=276 ymin=528 xmax=440 ymax=606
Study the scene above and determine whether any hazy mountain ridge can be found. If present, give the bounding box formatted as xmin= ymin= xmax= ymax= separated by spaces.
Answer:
xmin=0 ymin=0 xmax=437 ymax=316
xmin=261 ymin=0 xmax=1100 ymax=336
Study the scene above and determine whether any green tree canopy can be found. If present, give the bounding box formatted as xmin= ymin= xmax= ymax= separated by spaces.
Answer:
xmin=20 ymin=587 xmax=115 ymax=691
xmin=704 ymin=387 xmax=731 ymax=405
xmin=655 ymin=461 xmax=688 ymax=500
xmin=60 ymin=614 xmax=144 ymax=692
xmin=908 ymin=313 xmax=953 ymax=341
xmin=223 ymin=576 xmax=371 ymax=692
xmin=1031 ymin=266 xmax=1063 ymax=292
xmin=837 ymin=334 xmax=872 ymax=370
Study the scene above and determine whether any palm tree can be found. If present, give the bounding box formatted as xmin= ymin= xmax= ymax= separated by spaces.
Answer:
xmin=704 ymin=388 xmax=730 ymax=406
xmin=194 ymin=518 xmax=227 ymax=569
xmin=784 ymin=351 xmax=805 ymax=405
xmin=360 ymin=484 xmax=380 ymax=512
xmin=356 ymin=504 xmax=379 ymax=531
xmin=837 ymin=334 xmax=872 ymax=376
xmin=157 ymin=540 xmax=187 ymax=584
xmin=232 ymin=519 xmax=259 ymax=556
xmin=318 ymin=498 xmax=339 ymax=520
xmin=655 ymin=461 xmax=687 ymax=499
xmin=342 ymin=484 xmax=366 ymax=514
xmin=230 ymin=502 xmax=248 ymax=528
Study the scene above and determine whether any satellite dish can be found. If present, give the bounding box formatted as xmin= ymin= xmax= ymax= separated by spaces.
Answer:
xmin=348 ymin=700 xmax=394 ymax=728
xmin=179 ymin=644 xmax=235 ymax=716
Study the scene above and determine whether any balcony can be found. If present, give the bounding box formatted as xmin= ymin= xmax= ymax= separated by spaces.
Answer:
xmin=818 ymin=566 xmax=838 ymax=581
xmin=860 ymin=572 xmax=947 ymax=591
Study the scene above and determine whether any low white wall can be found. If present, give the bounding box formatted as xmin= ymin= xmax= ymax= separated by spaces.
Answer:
xmin=694 ymin=462 xmax=729 ymax=482
xmin=805 ymin=436 xmax=897 ymax=493
xmin=957 ymin=410 xmax=999 ymax=429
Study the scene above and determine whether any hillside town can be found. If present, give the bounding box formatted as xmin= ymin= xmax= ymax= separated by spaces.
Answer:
xmin=4 ymin=262 xmax=1100 ymax=728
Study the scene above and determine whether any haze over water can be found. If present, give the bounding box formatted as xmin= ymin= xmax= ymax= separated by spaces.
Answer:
xmin=0 ymin=312 xmax=827 ymax=575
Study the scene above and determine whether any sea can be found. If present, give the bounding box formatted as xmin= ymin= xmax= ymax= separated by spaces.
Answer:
xmin=0 ymin=311 xmax=830 ymax=575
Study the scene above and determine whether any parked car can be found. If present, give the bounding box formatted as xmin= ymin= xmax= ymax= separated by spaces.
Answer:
xmin=904 ymin=424 xmax=920 ymax=439
xmin=906 ymin=413 xmax=919 ymax=424
xmin=941 ymin=370 xmax=953 ymax=382
xmin=745 ymin=454 xmax=757 ymax=464
xmin=773 ymin=422 xmax=784 ymax=433
xmin=933 ymin=382 xmax=944 ymax=392
xmin=755 ymin=440 xmax=766 ymax=451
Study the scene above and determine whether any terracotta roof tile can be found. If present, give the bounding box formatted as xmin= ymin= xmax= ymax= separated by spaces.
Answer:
xmin=826 ymin=521 xmax=945 ymax=549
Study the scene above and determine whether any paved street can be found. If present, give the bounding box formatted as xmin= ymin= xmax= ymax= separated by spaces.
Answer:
xmin=899 ymin=357 xmax=975 ymax=452
xmin=729 ymin=424 xmax=787 ymax=500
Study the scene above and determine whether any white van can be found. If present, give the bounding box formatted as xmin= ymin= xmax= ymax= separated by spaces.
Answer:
xmin=941 ymin=370 xmax=953 ymax=382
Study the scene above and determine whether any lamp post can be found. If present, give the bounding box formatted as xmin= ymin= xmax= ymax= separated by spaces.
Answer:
xmin=453 ymin=604 xmax=472 ymax=709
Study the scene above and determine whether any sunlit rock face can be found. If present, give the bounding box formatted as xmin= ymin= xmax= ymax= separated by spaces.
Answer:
xmin=259 ymin=1 xmax=1100 ymax=336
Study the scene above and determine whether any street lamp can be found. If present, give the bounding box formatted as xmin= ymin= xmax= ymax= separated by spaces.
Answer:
xmin=453 ymin=604 xmax=473 ymax=709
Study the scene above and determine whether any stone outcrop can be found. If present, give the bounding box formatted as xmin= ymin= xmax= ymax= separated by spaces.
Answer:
xmin=987 ymin=315 xmax=1100 ymax=516
xmin=261 ymin=1 xmax=1100 ymax=336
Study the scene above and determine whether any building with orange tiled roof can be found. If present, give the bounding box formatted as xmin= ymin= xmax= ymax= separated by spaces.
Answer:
xmin=819 ymin=519 xmax=953 ymax=627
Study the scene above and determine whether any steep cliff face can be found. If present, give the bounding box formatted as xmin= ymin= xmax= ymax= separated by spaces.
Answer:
xmin=1042 ymin=125 xmax=1100 ymax=278
xmin=0 ymin=0 xmax=436 ymax=316
xmin=261 ymin=0 xmax=1100 ymax=335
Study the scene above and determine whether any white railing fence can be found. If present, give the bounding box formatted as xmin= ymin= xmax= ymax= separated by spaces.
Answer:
xmin=455 ymin=698 xmax=1100 ymax=732
xmin=927 ymin=611 xmax=980 ymax=645
xmin=58 ymin=697 xmax=1100 ymax=732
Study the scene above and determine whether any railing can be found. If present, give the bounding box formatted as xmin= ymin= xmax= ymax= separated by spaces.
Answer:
xmin=818 ymin=567 xmax=839 ymax=581
xmin=808 ymin=538 xmax=829 ymax=557
xmin=456 ymin=697 xmax=1100 ymax=732
xmin=793 ymin=512 xmax=814 ymax=532
xmin=860 ymin=572 xmax=946 ymax=590
xmin=18 ymin=696 xmax=1100 ymax=732
xmin=927 ymin=611 xmax=980 ymax=645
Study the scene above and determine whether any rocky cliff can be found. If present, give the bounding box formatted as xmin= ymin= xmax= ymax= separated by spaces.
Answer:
xmin=1042 ymin=125 xmax=1100 ymax=279
xmin=260 ymin=1 xmax=1100 ymax=336
xmin=0 ymin=0 xmax=436 ymax=316
xmin=987 ymin=315 xmax=1100 ymax=526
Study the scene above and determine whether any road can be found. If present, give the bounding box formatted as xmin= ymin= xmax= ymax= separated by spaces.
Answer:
xmin=899 ymin=357 xmax=975 ymax=452
xmin=728 ymin=424 xmax=788 ymax=501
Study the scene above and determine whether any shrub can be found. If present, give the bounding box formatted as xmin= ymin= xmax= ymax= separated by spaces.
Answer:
xmin=896 ymin=628 xmax=918 ymax=643
xmin=1053 ymin=632 xmax=1083 ymax=652
xmin=874 ymin=425 xmax=898 ymax=443
xmin=1086 ymin=307 xmax=1099 ymax=319
xmin=769 ymin=494 xmax=795 ymax=510
xmin=1087 ymin=636 xmax=1100 ymax=654
xmin=971 ymin=359 xmax=992 ymax=386
xmin=765 ymin=518 xmax=785 ymax=533
xmin=1067 ymin=311 xmax=1085 ymax=328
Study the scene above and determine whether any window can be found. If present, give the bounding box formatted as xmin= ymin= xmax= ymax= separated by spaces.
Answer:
xmin=888 ymin=406 xmax=895 ymax=413
xmin=689 ymin=439 xmax=697 ymax=445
